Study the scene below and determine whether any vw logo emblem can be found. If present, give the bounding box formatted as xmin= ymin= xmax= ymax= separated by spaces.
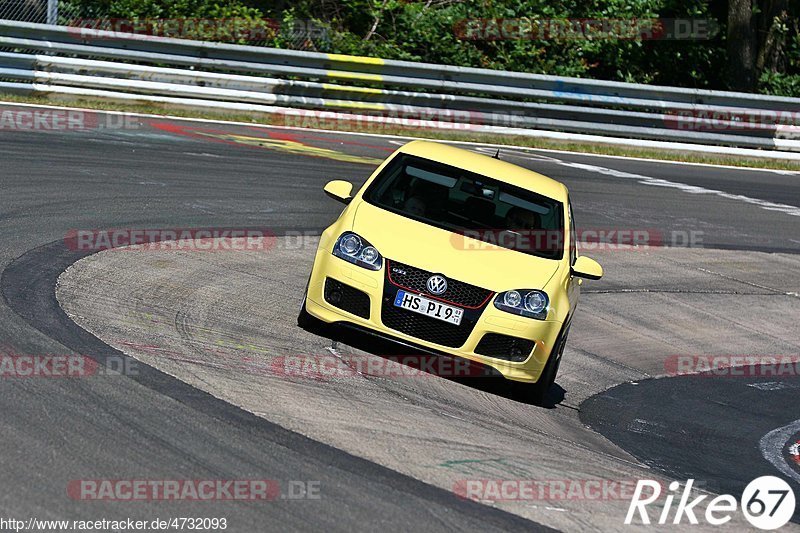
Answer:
xmin=426 ymin=275 xmax=448 ymax=295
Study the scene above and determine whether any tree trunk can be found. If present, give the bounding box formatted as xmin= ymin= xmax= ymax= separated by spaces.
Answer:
xmin=728 ymin=0 xmax=758 ymax=91
xmin=756 ymin=0 xmax=790 ymax=74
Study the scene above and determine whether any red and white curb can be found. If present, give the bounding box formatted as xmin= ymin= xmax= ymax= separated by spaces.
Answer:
xmin=790 ymin=440 xmax=800 ymax=467
xmin=760 ymin=420 xmax=800 ymax=483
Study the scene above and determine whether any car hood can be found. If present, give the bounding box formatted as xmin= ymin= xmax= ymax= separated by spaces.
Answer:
xmin=352 ymin=202 xmax=560 ymax=292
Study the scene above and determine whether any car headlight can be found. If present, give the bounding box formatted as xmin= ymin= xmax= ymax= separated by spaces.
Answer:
xmin=494 ymin=289 xmax=549 ymax=320
xmin=332 ymin=232 xmax=383 ymax=271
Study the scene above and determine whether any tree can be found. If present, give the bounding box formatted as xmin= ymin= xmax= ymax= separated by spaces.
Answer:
xmin=727 ymin=0 xmax=792 ymax=92
xmin=727 ymin=0 xmax=757 ymax=91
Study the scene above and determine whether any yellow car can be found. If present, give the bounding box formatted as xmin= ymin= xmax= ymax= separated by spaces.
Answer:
xmin=298 ymin=140 xmax=602 ymax=403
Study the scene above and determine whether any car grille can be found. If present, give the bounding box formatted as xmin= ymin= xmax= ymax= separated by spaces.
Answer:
xmin=380 ymin=305 xmax=474 ymax=348
xmin=381 ymin=260 xmax=493 ymax=348
xmin=474 ymin=333 xmax=535 ymax=362
xmin=385 ymin=260 xmax=492 ymax=308
xmin=324 ymin=278 xmax=370 ymax=319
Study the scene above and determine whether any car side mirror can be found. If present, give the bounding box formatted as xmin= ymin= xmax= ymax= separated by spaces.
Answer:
xmin=571 ymin=256 xmax=603 ymax=280
xmin=324 ymin=180 xmax=354 ymax=204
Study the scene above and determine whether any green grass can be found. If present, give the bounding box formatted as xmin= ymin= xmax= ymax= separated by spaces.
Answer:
xmin=2 ymin=92 xmax=799 ymax=171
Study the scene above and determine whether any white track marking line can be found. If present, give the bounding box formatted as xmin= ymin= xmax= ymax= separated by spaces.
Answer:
xmin=759 ymin=419 xmax=800 ymax=484
xmin=468 ymin=143 xmax=800 ymax=217
xmin=4 ymin=100 xmax=799 ymax=215
xmin=1 ymin=100 xmax=798 ymax=174
xmin=561 ymin=161 xmax=800 ymax=217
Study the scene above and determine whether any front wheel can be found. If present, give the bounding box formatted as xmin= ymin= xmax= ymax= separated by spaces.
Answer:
xmin=297 ymin=300 xmax=315 ymax=329
xmin=511 ymin=324 xmax=568 ymax=406
xmin=297 ymin=273 xmax=316 ymax=330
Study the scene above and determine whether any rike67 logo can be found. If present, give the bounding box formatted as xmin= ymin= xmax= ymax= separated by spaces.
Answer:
xmin=626 ymin=477 xmax=796 ymax=529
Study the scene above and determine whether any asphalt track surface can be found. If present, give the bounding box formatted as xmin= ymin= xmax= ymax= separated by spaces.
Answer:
xmin=1 ymin=102 xmax=800 ymax=530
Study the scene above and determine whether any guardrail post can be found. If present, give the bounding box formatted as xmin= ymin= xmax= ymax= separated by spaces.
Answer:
xmin=46 ymin=0 xmax=58 ymax=25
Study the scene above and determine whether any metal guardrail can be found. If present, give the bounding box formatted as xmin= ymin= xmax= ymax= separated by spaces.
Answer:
xmin=1 ymin=20 xmax=799 ymax=153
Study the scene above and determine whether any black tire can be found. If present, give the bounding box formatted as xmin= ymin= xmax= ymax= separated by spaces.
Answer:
xmin=511 ymin=323 xmax=569 ymax=406
xmin=297 ymin=300 xmax=314 ymax=328
xmin=297 ymin=273 xmax=315 ymax=329
xmin=297 ymin=299 xmax=331 ymax=336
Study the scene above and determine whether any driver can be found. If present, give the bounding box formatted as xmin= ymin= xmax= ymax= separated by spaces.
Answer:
xmin=506 ymin=207 xmax=540 ymax=230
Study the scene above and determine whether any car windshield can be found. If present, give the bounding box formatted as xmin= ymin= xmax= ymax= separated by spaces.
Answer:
xmin=364 ymin=153 xmax=564 ymax=260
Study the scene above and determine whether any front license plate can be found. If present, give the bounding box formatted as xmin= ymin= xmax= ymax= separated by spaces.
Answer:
xmin=393 ymin=290 xmax=463 ymax=326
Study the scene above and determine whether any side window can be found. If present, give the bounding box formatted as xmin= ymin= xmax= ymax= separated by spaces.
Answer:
xmin=568 ymin=199 xmax=577 ymax=266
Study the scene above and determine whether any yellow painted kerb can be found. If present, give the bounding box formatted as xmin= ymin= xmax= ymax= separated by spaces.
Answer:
xmin=326 ymin=53 xmax=385 ymax=66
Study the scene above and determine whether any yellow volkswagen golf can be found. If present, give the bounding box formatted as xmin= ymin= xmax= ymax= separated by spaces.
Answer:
xmin=298 ymin=140 xmax=603 ymax=403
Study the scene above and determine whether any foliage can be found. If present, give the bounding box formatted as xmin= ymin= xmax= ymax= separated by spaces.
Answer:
xmin=59 ymin=0 xmax=800 ymax=96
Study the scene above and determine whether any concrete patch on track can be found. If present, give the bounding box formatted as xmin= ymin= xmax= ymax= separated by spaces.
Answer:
xmin=56 ymin=238 xmax=799 ymax=530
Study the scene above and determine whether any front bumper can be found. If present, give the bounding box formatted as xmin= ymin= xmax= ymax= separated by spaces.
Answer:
xmin=304 ymin=249 xmax=564 ymax=383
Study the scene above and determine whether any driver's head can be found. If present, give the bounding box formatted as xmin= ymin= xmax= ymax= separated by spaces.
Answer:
xmin=507 ymin=207 xmax=540 ymax=230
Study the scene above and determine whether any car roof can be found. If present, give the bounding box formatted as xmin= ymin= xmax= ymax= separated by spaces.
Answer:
xmin=397 ymin=140 xmax=568 ymax=202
